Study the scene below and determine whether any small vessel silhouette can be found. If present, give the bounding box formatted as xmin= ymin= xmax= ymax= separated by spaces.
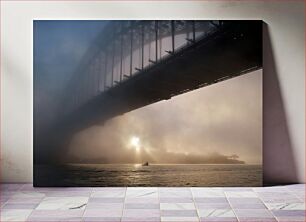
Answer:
xmin=142 ymin=162 xmax=149 ymax=166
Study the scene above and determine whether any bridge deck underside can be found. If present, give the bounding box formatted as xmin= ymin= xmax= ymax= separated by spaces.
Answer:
xmin=59 ymin=21 xmax=262 ymax=134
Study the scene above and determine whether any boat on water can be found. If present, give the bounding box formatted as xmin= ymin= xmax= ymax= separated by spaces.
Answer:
xmin=142 ymin=162 xmax=149 ymax=166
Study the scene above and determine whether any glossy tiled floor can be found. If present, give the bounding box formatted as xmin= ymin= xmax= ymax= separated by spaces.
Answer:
xmin=0 ymin=184 xmax=304 ymax=222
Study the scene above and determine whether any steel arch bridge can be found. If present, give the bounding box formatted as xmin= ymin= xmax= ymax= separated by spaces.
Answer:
xmin=35 ymin=20 xmax=262 ymax=164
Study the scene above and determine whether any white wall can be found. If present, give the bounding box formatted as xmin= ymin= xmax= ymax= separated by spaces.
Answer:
xmin=1 ymin=1 xmax=304 ymax=184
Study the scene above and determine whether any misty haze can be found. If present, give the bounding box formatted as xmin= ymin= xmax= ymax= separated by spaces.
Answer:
xmin=67 ymin=71 xmax=262 ymax=165
xmin=34 ymin=20 xmax=262 ymax=186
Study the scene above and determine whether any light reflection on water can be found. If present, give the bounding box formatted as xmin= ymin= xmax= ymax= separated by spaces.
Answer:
xmin=35 ymin=164 xmax=262 ymax=187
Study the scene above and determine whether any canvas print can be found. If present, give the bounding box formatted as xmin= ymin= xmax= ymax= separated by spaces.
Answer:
xmin=34 ymin=20 xmax=262 ymax=187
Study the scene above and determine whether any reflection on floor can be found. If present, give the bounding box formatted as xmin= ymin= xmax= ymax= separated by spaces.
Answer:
xmin=0 ymin=184 xmax=304 ymax=222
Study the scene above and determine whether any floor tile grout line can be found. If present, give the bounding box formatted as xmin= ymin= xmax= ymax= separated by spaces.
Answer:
xmin=0 ymin=195 xmax=10 ymax=208
xmin=17 ymin=184 xmax=24 ymax=192
xmin=253 ymin=187 xmax=280 ymax=222
xmin=190 ymin=187 xmax=201 ymax=222
xmin=0 ymin=184 xmax=25 ymax=209
xmin=0 ymin=184 xmax=33 ymax=221
xmin=158 ymin=187 xmax=161 ymax=222
xmin=1 ymin=184 xmax=305 ymax=222
xmin=224 ymin=189 xmax=240 ymax=222
xmin=283 ymin=187 xmax=303 ymax=201
xmin=17 ymin=186 xmax=92 ymax=222
xmin=19 ymin=185 xmax=47 ymax=222
xmin=80 ymin=187 xmax=93 ymax=222
xmin=120 ymin=187 xmax=127 ymax=222
xmin=288 ymin=188 xmax=305 ymax=203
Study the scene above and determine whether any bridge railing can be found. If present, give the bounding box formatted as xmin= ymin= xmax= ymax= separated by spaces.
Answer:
xmin=62 ymin=20 xmax=221 ymax=115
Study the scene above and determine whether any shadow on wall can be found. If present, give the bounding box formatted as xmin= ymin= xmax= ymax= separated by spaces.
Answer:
xmin=263 ymin=23 xmax=298 ymax=185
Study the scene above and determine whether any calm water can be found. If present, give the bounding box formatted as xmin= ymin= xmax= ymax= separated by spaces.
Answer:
xmin=34 ymin=164 xmax=262 ymax=187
